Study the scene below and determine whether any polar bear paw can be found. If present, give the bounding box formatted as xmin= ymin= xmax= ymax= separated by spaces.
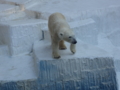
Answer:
xmin=70 ymin=44 xmax=76 ymax=54
xmin=71 ymin=49 xmax=76 ymax=54
xmin=53 ymin=52 xmax=61 ymax=59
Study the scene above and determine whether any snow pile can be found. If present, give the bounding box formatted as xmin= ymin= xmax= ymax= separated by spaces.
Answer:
xmin=0 ymin=55 xmax=37 ymax=81
xmin=0 ymin=19 xmax=43 ymax=56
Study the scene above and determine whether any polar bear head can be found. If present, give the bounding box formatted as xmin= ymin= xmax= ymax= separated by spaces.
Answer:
xmin=58 ymin=29 xmax=77 ymax=44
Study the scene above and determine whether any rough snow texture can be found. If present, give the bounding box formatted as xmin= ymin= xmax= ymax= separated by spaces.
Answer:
xmin=35 ymin=57 xmax=117 ymax=90
xmin=117 ymin=72 xmax=120 ymax=90
xmin=0 ymin=19 xmax=43 ymax=55
xmin=0 ymin=55 xmax=37 ymax=81
xmin=0 ymin=47 xmax=38 ymax=89
xmin=0 ymin=79 xmax=39 ymax=90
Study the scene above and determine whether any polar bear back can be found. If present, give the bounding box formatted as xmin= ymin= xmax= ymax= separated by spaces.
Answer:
xmin=48 ymin=13 xmax=70 ymax=33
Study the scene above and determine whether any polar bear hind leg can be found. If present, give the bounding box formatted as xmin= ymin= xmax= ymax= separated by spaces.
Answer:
xmin=59 ymin=40 xmax=67 ymax=50
xmin=52 ymin=40 xmax=61 ymax=59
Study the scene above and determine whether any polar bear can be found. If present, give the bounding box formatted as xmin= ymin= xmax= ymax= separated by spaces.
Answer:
xmin=48 ymin=13 xmax=77 ymax=59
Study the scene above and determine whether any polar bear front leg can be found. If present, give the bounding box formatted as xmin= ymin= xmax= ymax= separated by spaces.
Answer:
xmin=70 ymin=44 xmax=76 ymax=54
xmin=52 ymin=41 xmax=61 ymax=59
xmin=59 ymin=40 xmax=67 ymax=50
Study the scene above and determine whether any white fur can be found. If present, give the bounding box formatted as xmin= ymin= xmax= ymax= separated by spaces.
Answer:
xmin=48 ymin=13 xmax=76 ymax=58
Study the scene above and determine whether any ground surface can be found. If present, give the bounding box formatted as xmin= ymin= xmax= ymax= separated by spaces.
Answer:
xmin=34 ymin=39 xmax=111 ymax=60
xmin=0 ymin=55 xmax=37 ymax=81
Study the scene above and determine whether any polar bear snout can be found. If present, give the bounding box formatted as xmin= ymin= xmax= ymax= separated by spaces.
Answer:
xmin=72 ymin=38 xmax=77 ymax=44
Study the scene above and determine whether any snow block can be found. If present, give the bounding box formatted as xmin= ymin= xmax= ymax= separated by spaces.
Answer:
xmin=0 ymin=57 xmax=117 ymax=90
xmin=33 ymin=40 xmax=117 ymax=90
xmin=0 ymin=79 xmax=39 ymax=90
xmin=36 ymin=57 xmax=117 ymax=90
xmin=0 ymin=19 xmax=45 ymax=56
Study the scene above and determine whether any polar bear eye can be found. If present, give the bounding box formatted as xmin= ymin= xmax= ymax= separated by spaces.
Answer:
xmin=69 ymin=36 xmax=72 ymax=38
xmin=60 ymin=33 xmax=63 ymax=36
